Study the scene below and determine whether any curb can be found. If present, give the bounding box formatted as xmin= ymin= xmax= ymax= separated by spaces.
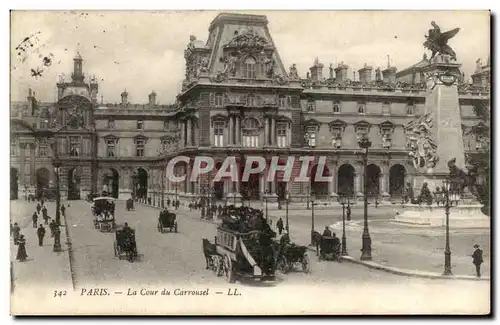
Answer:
xmin=62 ymin=212 xmax=77 ymax=290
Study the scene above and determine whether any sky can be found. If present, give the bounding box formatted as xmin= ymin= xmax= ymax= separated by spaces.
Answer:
xmin=10 ymin=10 xmax=490 ymax=105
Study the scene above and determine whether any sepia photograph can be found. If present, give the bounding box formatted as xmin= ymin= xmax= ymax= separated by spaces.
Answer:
xmin=9 ymin=9 xmax=491 ymax=315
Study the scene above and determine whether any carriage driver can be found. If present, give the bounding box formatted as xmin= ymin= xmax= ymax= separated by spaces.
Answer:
xmin=123 ymin=222 xmax=132 ymax=235
xmin=323 ymin=226 xmax=332 ymax=237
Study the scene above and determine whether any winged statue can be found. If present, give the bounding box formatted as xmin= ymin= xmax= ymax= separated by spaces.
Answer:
xmin=423 ymin=21 xmax=460 ymax=60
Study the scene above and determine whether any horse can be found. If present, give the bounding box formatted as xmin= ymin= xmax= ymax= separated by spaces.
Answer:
xmin=122 ymin=233 xmax=137 ymax=262
xmin=202 ymin=238 xmax=217 ymax=270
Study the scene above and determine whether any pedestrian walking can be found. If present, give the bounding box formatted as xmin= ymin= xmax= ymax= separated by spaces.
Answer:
xmin=42 ymin=206 xmax=48 ymax=222
xmin=472 ymin=244 xmax=484 ymax=278
xmin=16 ymin=235 xmax=28 ymax=262
xmin=49 ymin=219 xmax=57 ymax=237
xmin=36 ymin=202 xmax=41 ymax=214
xmin=61 ymin=204 xmax=66 ymax=217
xmin=37 ymin=224 xmax=46 ymax=247
xmin=32 ymin=211 xmax=38 ymax=228
xmin=12 ymin=223 xmax=20 ymax=245
xmin=276 ymin=217 xmax=284 ymax=235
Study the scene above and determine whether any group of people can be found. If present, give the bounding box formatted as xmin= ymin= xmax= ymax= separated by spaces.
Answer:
xmin=11 ymin=200 xmax=65 ymax=263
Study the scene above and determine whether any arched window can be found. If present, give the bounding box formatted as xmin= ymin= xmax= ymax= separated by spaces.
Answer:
xmin=242 ymin=117 xmax=259 ymax=148
xmin=243 ymin=57 xmax=256 ymax=79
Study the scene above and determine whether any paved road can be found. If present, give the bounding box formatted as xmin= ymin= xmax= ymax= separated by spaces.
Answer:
xmin=54 ymin=201 xmax=490 ymax=314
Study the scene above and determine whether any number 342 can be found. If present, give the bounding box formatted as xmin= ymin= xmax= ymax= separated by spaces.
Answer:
xmin=53 ymin=290 xmax=67 ymax=298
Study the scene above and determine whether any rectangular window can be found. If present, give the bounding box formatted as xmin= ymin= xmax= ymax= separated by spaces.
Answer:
xmin=106 ymin=139 xmax=116 ymax=157
xmin=215 ymin=94 xmax=223 ymax=107
xmin=135 ymin=140 xmax=145 ymax=157
xmin=40 ymin=119 xmax=49 ymax=129
xmin=163 ymin=120 xmax=169 ymax=130
xmin=333 ymin=101 xmax=341 ymax=113
xmin=277 ymin=123 xmax=288 ymax=148
xmin=242 ymin=135 xmax=258 ymax=148
xmin=108 ymin=119 xmax=115 ymax=129
xmin=331 ymin=128 xmax=342 ymax=148
xmin=306 ymin=127 xmax=316 ymax=147
xmin=307 ymin=100 xmax=315 ymax=112
xmin=69 ymin=136 xmax=80 ymax=157
xmin=137 ymin=120 xmax=143 ymax=130
xmin=38 ymin=139 xmax=48 ymax=157
xmin=278 ymin=96 xmax=287 ymax=108
xmin=381 ymin=132 xmax=392 ymax=148
xmin=245 ymin=63 xmax=255 ymax=78
xmin=214 ymin=121 xmax=224 ymax=147
xmin=407 ymin=104 xmax=415 ymax=115
xmin=358 ymin=102 xmax=366 ymax=114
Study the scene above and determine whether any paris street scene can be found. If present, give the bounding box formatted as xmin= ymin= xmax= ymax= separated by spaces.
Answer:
xmin=9 ymin=10 xmax=491 ymax=315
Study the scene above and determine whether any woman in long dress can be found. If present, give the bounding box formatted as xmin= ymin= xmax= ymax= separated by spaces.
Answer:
xmin=16 ymin=235 xmax=27 ymax=262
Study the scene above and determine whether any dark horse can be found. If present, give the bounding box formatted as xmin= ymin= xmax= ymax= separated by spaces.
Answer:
xmin=311 ymin=231 xmax=322 ymax=256
xmin=123 ymin=235 xmax=137 ymax=262
xmin=202 ymin=238 xmax=217 ymax=269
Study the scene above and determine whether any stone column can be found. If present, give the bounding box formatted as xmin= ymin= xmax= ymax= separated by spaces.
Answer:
xmin=228 ymin=116 xmax=234 ymax=145
xmin=19 ymin=143 xmax=26 ymax=186
xmin=29 ymin=143 xmax=36 ymax=186
xmin=271 ymin=118 xmax=276 ymax=146
xmin=186 ymin=119 xmax=192 ymax=146
xmin=235 ymin=116 xmax=241 ymax=145
xmin=380 ymin=173 xmax=390 ymax=202
xmin=186 ymin=162 xmax=192 ymax=194
xmin=259 ymin=173 xmax=265 ymax=198
xmin=264 ymin=118 xmax=269 ymax=145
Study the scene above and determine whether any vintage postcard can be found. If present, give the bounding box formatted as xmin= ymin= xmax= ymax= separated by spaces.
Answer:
xmin=9 ymin=10 xmax=491 ymax=315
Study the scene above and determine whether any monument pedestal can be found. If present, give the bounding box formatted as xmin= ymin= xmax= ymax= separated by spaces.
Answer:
xmin=395 ymin=204 xmax=490 ymax=228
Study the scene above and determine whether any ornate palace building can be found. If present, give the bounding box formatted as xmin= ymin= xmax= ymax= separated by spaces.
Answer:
xmin=10 ymin=12 xmax=490 ymax=206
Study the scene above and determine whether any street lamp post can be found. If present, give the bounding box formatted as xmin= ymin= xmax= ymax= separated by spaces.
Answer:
xmin=200 ymin=185 xmax=207 ymax=219
xmin=441 ymin=179 xmax=461 ymax=276
xmin=358 ymin=135 xmax=372 ymax=261
xmin=339 ymin=195 xmax=348 ymax=256
xmin=52 ymin=157 xmax=62 ymax=227
xmin=310 ymin=193 xmax=316 ymax=246
xmin=175 ymin=183 xmax=178 ymax=210
xmin=265 ymin=190 xmax=269 ymax=222
xmin=306 ymin=184 xmax=310 ymax=209
xmin=285 ymin=190 xmax=290 ymax=234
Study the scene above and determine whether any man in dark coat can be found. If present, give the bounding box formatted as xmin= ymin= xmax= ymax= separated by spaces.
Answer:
xmin=36 ymin=202 xmax=41 ymax=214
xmin=49 ymin=219 xmax=57 ymax=237
xmin=37 ymin=224 xmax=46 ymax=247
xmin=61 ymin=204 xmax=66 ymax=217
xmin=276 ymin=217 xmax=284 ymax=235
xmin=472 ymin=244 xmax=484 ymax=278
xmin=322 ymin=226 xmax=332 ymax=237
xmin=12 ymin=223 xmax=20 ymax=245
xmin=32 ymin=212 xmax=38 ymax=228
xmin=42 ymin=206 xmax=48 ymax=224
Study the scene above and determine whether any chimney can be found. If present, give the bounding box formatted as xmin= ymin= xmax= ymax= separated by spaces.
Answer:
xmin=334 ymin=62 xmax=349 ymax=83
xmin=382 ymin=66 xmax=397 ymax=84
xmin=309 ymin=57 xmax=324 ymax=81
xmin=148 ymin=90 xmax=156 ymax=106
xmin=358 ymin=63 xmax=373 ymax=84
xmin=121 ymin=89 xmax=128 ymax=105
xmin=27 ymin=88 xmax=36 ymax=116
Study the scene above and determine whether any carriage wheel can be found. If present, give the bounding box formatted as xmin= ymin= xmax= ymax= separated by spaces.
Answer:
xmin=174 ymin=222 xmax=178 ymax=233
xmin=223 ymin=255 xmax=235 ymax=283
xmin=302 ymin=254 xmax=311 ymax=273
xmin=277 ymin=256 xmax=288 ymax=274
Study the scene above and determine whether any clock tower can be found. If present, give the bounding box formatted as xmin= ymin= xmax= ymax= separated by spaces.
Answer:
xmin=54 ymin=51 xmax=98 ymax=200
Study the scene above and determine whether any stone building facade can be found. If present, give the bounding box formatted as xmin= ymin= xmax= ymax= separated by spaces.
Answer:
xmin=10 ymin=12 xmax=490 ymax=205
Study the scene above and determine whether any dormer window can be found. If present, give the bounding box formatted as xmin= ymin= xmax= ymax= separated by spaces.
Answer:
xmin=137 ymin=120 xmax=143 ymax=130
xmin=357 ymin=102 xmax=366 ymax=114
xmin=333 ymin=100 xmax=341 ymax=113
xmin=406 ymin=101 xmax=415 ymax=115
xmin=243 ymin=57 xmax=256 ymax=79
xmin=307 ymin=99 xmax=315 ymax=112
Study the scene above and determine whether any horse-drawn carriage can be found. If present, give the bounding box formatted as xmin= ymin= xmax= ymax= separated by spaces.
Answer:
xmin=319 ymin=236 xmax=342 ymax=262
xmin=92 ymin=197 xmax=116 ymax=232
xmin=157 ymin=210 xmax=178 ymax=233
xmin=275 ymin=242 xmax=310 ymax=274
xmin=202 ymin=206 xmax=276 ymax=283
xmin=126 ymin=198 xmax=134 ymax=211
xmin=113 ymin=226 xmax=138 ymax=262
